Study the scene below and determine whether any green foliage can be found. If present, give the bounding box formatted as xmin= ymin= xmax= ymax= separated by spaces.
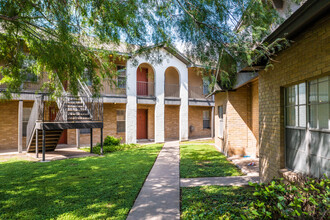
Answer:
xmin=103 ymin=135 xmax=121 ymax=146
xmin=180 ymin=144 xmax=243 ymax=178
xmin=181 ymin=186 xmax=256 ymax=219
xmin=87 ymin=143 xmax=139 ymax=155
xmin=0 ymin=144 xmax=163 ymax=219
xmin=244 ymin=175 xmax=330 ymax=219
xmin=0 ymin=0 xmax=294 ymax=98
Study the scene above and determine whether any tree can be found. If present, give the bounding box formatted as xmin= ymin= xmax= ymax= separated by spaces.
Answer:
xmin=0 ymin=0 xmax=299 ymax=99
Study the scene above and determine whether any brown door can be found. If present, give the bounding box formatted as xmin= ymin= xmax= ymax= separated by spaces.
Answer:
xmin=137 ymin=67 xmax=148 ymax=96
xmin=49 ymin=105 xmax=67 ymax=144
xmin=137 ymin=109 xmax=148 ymax=139
xmin=58 ymin=130 xmax=67 ymax=144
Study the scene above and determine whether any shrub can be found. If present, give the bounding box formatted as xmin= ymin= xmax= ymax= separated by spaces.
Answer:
xmin=91 ymin=143 xmax=138 ymax=155
xmin=103 ymin=135 xmax=121 ymax=146
xmin=243 ymin=175 xmax=330 ymax=219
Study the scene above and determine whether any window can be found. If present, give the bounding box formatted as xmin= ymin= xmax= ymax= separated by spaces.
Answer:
xmin=80 ymin=128 xmax=91 ymax=134
xmin=83 ymin=68 xmax=93 ymax=86
xmin=285 ymin=76 xmax=330 ymax=178
xmin=117 ymin=110 xmax=125 ymax=133
xmin=22 ymin=108 xmax=32 ymax=137
xmin=117 ymin=65 xmax=126 ymax=89
xmin=22 ymin=59 xmax=38 ymax=82
xmin=309 ymin=76 xmax=330 ymax=129
xmin=203 ymin=110 xmax=210 ymax=129
xmin=218 ymin=106 xmax=224 ymax=138
xmin=203 ymin=79 xmax=210 ymax=95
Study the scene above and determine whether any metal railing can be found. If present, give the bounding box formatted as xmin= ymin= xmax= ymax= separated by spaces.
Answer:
xmin=137 ymin=81 xmax=154 ymax=97
xmin=188 ymin=85 xmax=213 ymax=100
xmin=54 ymin=95 xmax=103 ymax=122
xmin=26 ymin=96 xmax=44 ymax=147
xmin=165 ymin=83 xmax=180 ymax=98
xmin=101 ymin=83 xmax=126 ymax=96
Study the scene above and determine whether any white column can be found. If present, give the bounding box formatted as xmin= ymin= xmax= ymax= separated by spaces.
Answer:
xmin=18 ymin=100 xmax=23 ymax=153
xmin=126 ymin=59 xmax=137 ymax=144
xmin=76 ymin=129 xmax=80 ymax=148
xmin=154 ymin=66 xmax=165 ymax=143
xmin=211 ymin=106 xmax=215 ymax=138
xmin=180 ymin=68 xmax=189 ymax=141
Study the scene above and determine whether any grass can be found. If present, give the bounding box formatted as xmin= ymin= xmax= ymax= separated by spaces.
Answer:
xmin=181 ymin=186 xmax=255 ymax=219
xmin=180 ymin=145 xmax=243 ymax=178
xmin=180 ymin=139 xmax=215 ymax=144
xmin=0 ymin=144 xmax=163 ymax=220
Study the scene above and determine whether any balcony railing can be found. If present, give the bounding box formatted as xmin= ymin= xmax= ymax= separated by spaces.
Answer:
xmin=137 ymin=81 xmax=154 ymax=97
xmin=189 ymin=86 xmax=213 ymax=100
xmin=165 ymin=83 xmax=180 ymax=98
xmin=100 ymin=83 xmax=126 ymax=96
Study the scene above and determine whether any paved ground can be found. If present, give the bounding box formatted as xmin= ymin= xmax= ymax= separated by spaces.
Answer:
xmin=0 ymin=146 xmax=97 ymax=162
xmin=127 ymin=141 xmax=180 ymax=220
xmin=228 ymin=157 xmax=259 ymax=176
xmin=180 ymin=176 xmax=259 ymax=187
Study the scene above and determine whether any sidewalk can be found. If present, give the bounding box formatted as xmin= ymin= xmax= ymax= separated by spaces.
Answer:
xmin=127 ymin=141 xmax=180 ymax=220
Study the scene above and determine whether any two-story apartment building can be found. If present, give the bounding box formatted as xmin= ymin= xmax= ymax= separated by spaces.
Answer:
xmin=0 ymin=46 xmax=215 ymax=152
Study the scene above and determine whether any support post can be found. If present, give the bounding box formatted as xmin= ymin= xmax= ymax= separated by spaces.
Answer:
xmin=100 ymin=127 xmax=103 ymax=155
xmin=76 ymin=129 xmax=80 ymax=149
xmin=36 ymin=129 xmax=39 ymax=158
xmin=18 ymin=100 xmax=23 ymax=153
xmin=90 ymin=128 xmax=93 ymax=153
xmin=211 ymin=106 xmax=215 ymax=138
xmin=42 ymin=129 xmax=45 ymax=161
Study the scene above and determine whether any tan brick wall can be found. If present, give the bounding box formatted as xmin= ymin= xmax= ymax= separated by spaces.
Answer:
xmin=137 ymin=104 xmax=155 ymax=140
xmin=188 ymin=106 xmax=212 ymax=138
xmin=259 ymin=15 xmax=330 ymax=183
xmin=68 ymin=103 xmax=126 ymax=147
xmin=0 ymin=101 xmax=18 ymax=150
xmin=165 ymin=105 xmax=180 ymax=140
xmin=214 ymin=82 xmax=259 ymax=157
xmin=251 ymin=81 xmax=259 ymax=157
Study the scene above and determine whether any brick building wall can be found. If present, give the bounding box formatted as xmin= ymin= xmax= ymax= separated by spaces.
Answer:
xmin=214 ymin=81 xmax=259 ymax=157
xmin=188 ymin=106 xmax=212 ymax=138
xmin=0 ymin=101 xmax=18 ymax=150
xmin=165 ymin=105 xmax=180 ymax=140
xmin=259 ymin=15 xmax=329 ymax=183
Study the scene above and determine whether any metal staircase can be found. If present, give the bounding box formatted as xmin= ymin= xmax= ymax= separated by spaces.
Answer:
xmin=25 ymin=79 xmax=103 ymax=158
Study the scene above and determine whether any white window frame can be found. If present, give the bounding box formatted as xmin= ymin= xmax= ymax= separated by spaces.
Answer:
xmin=117 ymin=109 xmax=126 ymax=133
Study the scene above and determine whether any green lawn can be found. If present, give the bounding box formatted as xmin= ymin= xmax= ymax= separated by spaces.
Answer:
xmin=0 ymin=144 xmax=163 ymax=220
xmin=180 ymin=139 xmax=215 ymax=144
xmin=181 ymin=186 xmax=255 ymax=219
xmin=180 ymin=145 xmax=243 ymax=178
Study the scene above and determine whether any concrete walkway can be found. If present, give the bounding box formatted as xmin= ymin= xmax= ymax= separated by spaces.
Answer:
xmin=127 ymin=141 xmax=180 ymax=220
xmin=180 ymin=175 xmax=259 ymax=187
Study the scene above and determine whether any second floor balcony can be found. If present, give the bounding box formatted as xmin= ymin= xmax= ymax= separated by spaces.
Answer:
xmin=189 ymin=85 xmax=213 ymax=100
xmin=137 ymin=81 xmax=154 ymax=97
xmin=165 ymin=83 xmax=180 ymax=98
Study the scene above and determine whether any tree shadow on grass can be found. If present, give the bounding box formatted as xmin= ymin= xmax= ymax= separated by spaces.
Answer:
xmin=181 ymin=186 xmax=255 ymax=219
xmin=180 ymin=145 xmax=243 ymax=178
xmin=0 ymin=145 xmax=162 ymax=220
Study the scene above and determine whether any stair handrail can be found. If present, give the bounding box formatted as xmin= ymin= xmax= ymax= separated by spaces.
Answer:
xmin=77 ymin=79 xmax=94 ymax=120
xmin=26 ymin=95 xmax=43 ymax=148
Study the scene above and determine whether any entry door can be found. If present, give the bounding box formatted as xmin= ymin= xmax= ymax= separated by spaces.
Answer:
xmin=137 ymin=109 xmax=148 ymax=139
xmin=49 ymin=105 xmax=67 ymax=144
xmin=137 ymin=68 xmax=148 ymax=96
